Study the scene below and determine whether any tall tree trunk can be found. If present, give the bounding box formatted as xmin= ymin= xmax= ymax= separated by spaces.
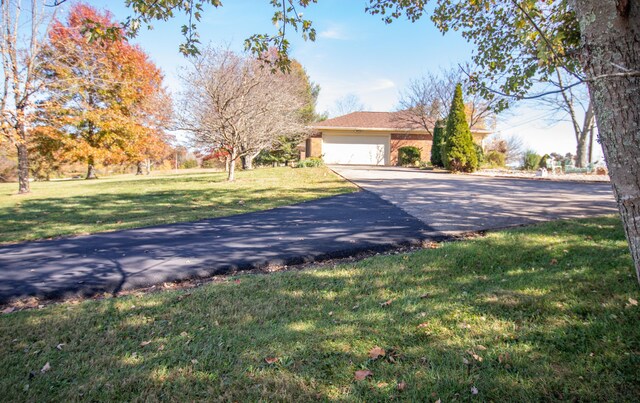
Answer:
xmin=225 ymin=155 xmax=230 ymax=173
xmin=241 ymin=152 xmax=258 ymax=170
xmin=16 ymin=142 xmax=30 ymax=194
xmin=588 ymin=125 xmax=595 ymax=164
xmin=575 ymin=103 xmax=594 ymax=168
xmin=135 ymin=161 xmax=144 ymax=175
xmin=145 ymin=158 xmax=152 ymax=174
xmin=570 ymin=1 xmax=640 ymax=283
xmin=575 ymin=136 xmax=588 ymax=168
xmin=227 ymin=149 xmax=237 ymax=181
xmin=86 ymin=156 xmax=97 ymax=179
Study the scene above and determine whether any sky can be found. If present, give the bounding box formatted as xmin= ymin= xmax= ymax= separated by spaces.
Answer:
xmin=82 ymin=0 xmax=601 ymax=160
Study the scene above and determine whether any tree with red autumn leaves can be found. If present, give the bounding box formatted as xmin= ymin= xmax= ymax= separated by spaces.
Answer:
xmin=35 ymin=3 xmax=172 ymax=179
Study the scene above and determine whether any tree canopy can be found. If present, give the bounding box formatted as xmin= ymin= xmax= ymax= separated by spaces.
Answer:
xmin=37 ymin=3 xmax=172 ymax=179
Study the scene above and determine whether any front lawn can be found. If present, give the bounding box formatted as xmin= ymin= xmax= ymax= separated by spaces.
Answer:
xmin=1 ymin=216 xmax=639 ymax=401
xmin=0 ymin=167 xmax=355 ymax=243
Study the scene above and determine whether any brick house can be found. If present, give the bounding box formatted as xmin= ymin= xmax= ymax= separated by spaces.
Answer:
xmin=304 ymin=111 xmax=491 ymax=166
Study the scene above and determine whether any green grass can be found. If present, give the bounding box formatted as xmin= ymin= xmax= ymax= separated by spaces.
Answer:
xmin=1 ymin=216 xmax=639 ymax=401
xmin=0 ymin=167 xmax=355 ymax=243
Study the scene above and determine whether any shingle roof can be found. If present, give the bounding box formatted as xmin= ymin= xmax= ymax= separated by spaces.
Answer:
xmin=311 ymin=111 xmax=427 ymax=131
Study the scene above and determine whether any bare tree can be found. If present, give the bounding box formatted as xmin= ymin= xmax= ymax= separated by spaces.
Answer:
xmin=177 ymin=47 xmax=305 ymax=181
xmin=397 ymin=66 xmax=499 ymax=134
xmin=484 ymin=133 xmax=525 ymax=165
xmin=537 ymin=71 xmax=595 ymax=168
xmin=331 ymin=93 xmax=366 ymax=117
xmin=0 ymin=0 xmax=54 ymax=193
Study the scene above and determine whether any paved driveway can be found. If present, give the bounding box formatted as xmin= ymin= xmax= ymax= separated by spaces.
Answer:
xmin=0 ymin=191 xmax=431 ymax=303
xmin=331 ymin=165 xmax=618 ymax=235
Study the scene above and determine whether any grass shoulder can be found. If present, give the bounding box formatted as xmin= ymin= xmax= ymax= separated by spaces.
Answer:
xmin=1 ymin=215 xmax=638 ymax=401
xmin=0 ymin=167 xmax=356 ymax=244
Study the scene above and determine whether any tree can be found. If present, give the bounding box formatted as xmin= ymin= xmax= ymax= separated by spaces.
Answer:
xmin=397 ymin=67 xmax=498 ymax=135
xmin=430 ymin=120 xmax=444 ymax=167
xmin=442 ymin=84 xmax=477 ymax=173
xmin=177 ymin=47 xmax=305 ymax=181
xmin=332 ymin=94 xmax=366 ymax=117
xmin=37 ymin=4 xmax=172 ymax=179
xmin=538 ymin=71 xmax=595 ymax=168
xmin=484 ymin=134 xmax=525 ymax=165
xmin=257 ymin=59 xmax=321 ymax=165
xmin=1 ymin=0 xmax=55 ymax=193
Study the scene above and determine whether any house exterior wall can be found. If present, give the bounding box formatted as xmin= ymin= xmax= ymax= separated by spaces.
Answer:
xmin=304 ymin=129 xmax=499 ymax=166
xmin=306 ymin=133 xmax=323 ymax=158
xmin=390 ymin=133 xmax=432 ymax=165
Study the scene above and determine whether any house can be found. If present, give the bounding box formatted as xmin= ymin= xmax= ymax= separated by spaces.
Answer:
xmin=304 ymin=111 xmax=492 ymax=166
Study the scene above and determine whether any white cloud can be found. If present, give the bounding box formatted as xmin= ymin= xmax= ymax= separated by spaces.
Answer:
xmin=318 ymin=25 xmax=349 ymax=40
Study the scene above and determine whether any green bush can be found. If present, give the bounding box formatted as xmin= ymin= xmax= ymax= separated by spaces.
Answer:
xmin=474 ymin=143 xmax=484 ymax=166
xmin=295 ymin=158 xmax=324 ymax=168
xmin=484 ymin=151 xmax=506 ymax=167
xmin=398 ymin=146 xmax=421 ymax=166
xmin=180 ymin=159 xmax=198 ymax=169
xmin=442 ymin=84 xmax=478 ymax=173
xmin=539 ymin=154 xmax=551 ymax=169
xmin=430 ymin=121 xmax=445 ymax=167
xmin=522 ymin=150 xmax=542 ymax=170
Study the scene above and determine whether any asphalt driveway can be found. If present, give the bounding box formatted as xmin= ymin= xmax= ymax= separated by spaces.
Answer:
xmin=0 ymin=191 xmax=431 ymax=303
xmin=331 ymin=165 xmax=618 ymax=234
xmin=0 ymin=166 xmax=619 ymax=304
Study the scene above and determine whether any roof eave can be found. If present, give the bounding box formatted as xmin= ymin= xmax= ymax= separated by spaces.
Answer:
xmin=309 ymin=126 xmax=430 ymax=134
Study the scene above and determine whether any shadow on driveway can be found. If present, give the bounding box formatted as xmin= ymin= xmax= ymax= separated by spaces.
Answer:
xmin=0 ymin=191 xmax=432 ymax=303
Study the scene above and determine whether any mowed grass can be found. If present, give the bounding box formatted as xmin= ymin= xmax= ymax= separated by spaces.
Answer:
xmin=0 ymin=167 xmax=355 ymax=243
xmin=1 ymin=216 xmax=639 ymax=401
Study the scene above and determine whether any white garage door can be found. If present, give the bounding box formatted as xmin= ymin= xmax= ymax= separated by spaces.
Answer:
xmin=323 ymin=134 xmax=389 ymax=165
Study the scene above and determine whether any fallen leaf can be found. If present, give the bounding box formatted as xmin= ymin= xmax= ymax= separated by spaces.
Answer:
xmin=476 ymin=345 xmax=487 ymax=351
xmin=40 ymin=362 xmax=51 ymax=373
xmin=419 ymin=293 xmax=432 ymax=299
xmin=55 ymin=343 xmax=65 ymax=350
xmin=368 ymin=346 xmax=386 ymax=359
xmin=191 ymin=359 xmax=198 ymax=364
xmin=471 ymin=386 xmax=479 ymax=395
xmin=140 ymin=340 xmax=152 ymax=347
xmin=462 ymin=357 xmax=470 ymax=365
xmin=234 ymin=279 xmax=241 ymax=284
xmin=629 ymin=298 xmax=638 ymax=306
xmin=380 ymin=299 xmax=394 ymax=307
xmin=157 ymin=345 xmax=165 ymax=351
xmin=435 ymin=400 xmax=441 ymax=403
xmin=265 ymin=357 xmax=278 ymax=364
xmin=397 ymin=381 xmax=407 ymax=391
xmin=417 ymin=322 xmax=429 ymax=328
xmin=2 ymin=307 xmax=15 ymax=314
xmin=180 ymin=331 xmax=188 ymax=337
xmin=354 ymin=370 xmax=373 ymax=381
xmin=550 ymin=259 xmax=558 ymax=265
xmin=467 ymin=350 xmax=483 ymax=362
xmin=376 ymin=382 xmax=388 ymax=388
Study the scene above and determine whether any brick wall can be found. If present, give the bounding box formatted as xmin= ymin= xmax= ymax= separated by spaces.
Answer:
xmin=390 ymin=133 xmax=432 ymax=165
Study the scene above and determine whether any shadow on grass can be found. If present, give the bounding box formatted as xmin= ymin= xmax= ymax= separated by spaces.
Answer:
xmin=1 ymin=216 xmax=639 ymax=401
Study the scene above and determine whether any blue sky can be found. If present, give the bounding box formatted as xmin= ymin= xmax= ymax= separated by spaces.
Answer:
xmin=82 ymin=0 xmax=600 ymax=159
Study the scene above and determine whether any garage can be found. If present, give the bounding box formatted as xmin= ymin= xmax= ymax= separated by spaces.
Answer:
xmin=322 ymin=134 xmax=389 ymax=165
